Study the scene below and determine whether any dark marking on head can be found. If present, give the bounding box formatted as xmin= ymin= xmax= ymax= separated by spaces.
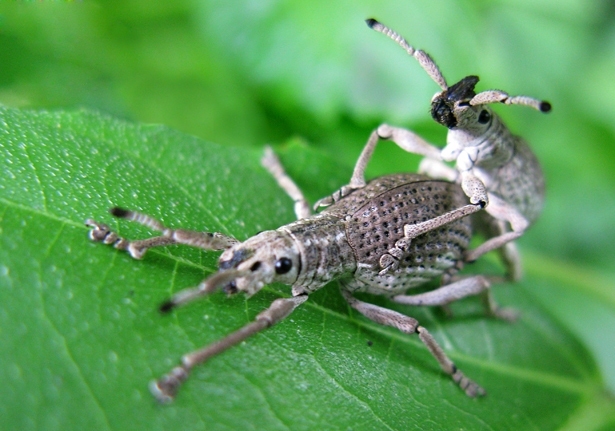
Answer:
xmin=447 ymin=76 xmax=479 ymax=101
xmin=219 ymin=249 xmax=253 ymax=270
xmin=223 ymin=280 xmax=239 ymax=295
xmin=431 ymin=76 xmax=480 ymax=128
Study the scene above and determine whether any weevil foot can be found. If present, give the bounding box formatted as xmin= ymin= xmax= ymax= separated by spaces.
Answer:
xmin=378 ymin=253 xmax=400 ymax=275
xmin=85 ymin=219 xmax=130 ymax=249
xmin=454 ymin=370 xmax=487 ymax=398
xmin=150 ymin=366 xmax=189 ymax=404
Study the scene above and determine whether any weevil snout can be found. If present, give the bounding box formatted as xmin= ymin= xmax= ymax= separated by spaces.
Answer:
xmin=217 ymin=230 xmax=301 ymax=296
xmin=431 ymin=75 xmax=480 ymax=128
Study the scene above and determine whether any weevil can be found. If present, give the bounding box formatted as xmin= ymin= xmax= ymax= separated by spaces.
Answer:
xmin=321 ymin=19 xmax=551 ymax=280
xmin=86 ymin=147 xmax=506 ymax=402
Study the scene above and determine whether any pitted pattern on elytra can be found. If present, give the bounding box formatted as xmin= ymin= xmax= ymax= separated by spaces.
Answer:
xmin=349 ymin=224 xmax=470 ymax=295
xmin=345 ymin=178 xmax=471 ymax=269
xmin=324 ymin=173 xmax=430 ymax=218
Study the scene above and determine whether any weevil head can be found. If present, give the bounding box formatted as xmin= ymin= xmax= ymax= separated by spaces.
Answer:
xmin=430 ymin=75 xmax=493 ymax=134
xmin=431 ymin=75 xmax=479 ymax=128
xmin=216 ymin=230 xmax=300 ymax=296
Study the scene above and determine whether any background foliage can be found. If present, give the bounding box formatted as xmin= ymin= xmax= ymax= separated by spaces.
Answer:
xmin=1 ymin=1 xmax=614 ymax=430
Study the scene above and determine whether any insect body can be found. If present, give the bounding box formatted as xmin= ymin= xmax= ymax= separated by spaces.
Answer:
xmin=87 ymin=148 xmax=499 ymax=402
xmin=333 ymin=19 xmax=552 ymax=280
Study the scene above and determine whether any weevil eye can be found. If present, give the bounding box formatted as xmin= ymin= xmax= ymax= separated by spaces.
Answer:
xmin=478 ymin=110 xmax=491 ymax=124
xmin=274 ymin=257 xmax=293 ymax=274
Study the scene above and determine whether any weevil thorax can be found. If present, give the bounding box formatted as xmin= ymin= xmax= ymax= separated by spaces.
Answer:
xmin=217 ymin=230 xmax=300 ymax=297
xmin=432 ymin=76 xmax=515 ymax=171
xmin=281 ymin=214 xmax=357 ymax=296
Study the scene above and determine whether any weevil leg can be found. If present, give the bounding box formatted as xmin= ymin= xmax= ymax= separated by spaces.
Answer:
xmin=86 ymin=210 xmax=238 ymax=259
xmin=392 ymin=275 xmax=518 ymax=321
xmin=376 ymin=124 xmax=443 ymax=163
xmin=340 ymin=287 xmax=485 ymax=397
xmin=378 ymin=203 xmax=482 ymax=274
xmin=421 ymin=159 xmax=489 ymax=207
xmin=460 ymin=172 xmax=489 ymax=207
xmin=463 ymin=194 xmax=529 ymax=273
xmin=314 ymin=130 xmax=381 ymax=209
xmin=347 ymin=129 xmax=382 ymax=189
xmin=261 ymin=146 xmax=311 ymax=220
xmin=499 ymin=241 xmax=522 ymax=282
xmin=349 ymin=125 xmax=441 ymax=190
xmin=150 ymin=294 xmax=308 ymax=403
xmin=383 ymin=127 xmax=488 ymax=207
xmin=316 ymin=127 xmax=443 ymax=209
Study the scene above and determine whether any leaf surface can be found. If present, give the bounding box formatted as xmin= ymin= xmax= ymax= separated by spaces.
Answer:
xmin=1 ymin=106 xmax=614 ymax=431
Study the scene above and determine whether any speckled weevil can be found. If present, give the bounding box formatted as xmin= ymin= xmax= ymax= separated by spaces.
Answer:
xmin=325 ymin=19 xmax=552 ymax=280
xmin=86 ymin=147 xmax=505 ymax=402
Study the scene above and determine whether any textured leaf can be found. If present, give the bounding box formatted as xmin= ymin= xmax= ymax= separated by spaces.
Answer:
xmin=1 ymin=0 xmax=615 ymax=430
xmin=1 ymin=106 xmax=614 ymax=431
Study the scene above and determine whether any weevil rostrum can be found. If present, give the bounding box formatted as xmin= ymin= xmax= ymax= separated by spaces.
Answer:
xmin=86 ymin=145 xmax=504 ymax=402
xmin=323 ymin=19 xmax=552 ymax=281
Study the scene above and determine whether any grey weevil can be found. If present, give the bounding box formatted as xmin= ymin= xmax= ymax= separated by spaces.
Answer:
xmin=321 ymin=19 xmax=552 ymax=280
xmin=86 ymin=147 xmax=503 ymax=403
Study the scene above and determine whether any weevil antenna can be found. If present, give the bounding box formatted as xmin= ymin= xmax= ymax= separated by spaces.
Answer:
xmin=160 ymin=269 xmax=251 ymax=312
xmin=470 ymin=90 xmax=551 ymax=113
xmin=151 ymin=295 xmax=308 ymax=403
xmin=366 ymin=18 xmax=448 ymax=91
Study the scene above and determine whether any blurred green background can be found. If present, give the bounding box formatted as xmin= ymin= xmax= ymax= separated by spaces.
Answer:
xmin=1 ymin=0 xmax=614 ymax=429
xmin=2 ymin=0 xmax=614 ymax=267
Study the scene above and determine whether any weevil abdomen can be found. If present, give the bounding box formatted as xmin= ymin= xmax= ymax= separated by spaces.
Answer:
xmin=336 ymin=174 xmax=471 ymax=295
xmin=283 ymin=174 xmax=470 ymax=297
xmin=486 ymin=138 xmax=545 ymax=225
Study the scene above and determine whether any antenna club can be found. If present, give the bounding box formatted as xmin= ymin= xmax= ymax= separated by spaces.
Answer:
xmin=110 ymin=206 xmax=130 ymax=218
xmin=159 ymin=300 xmax=175 ymax=314
xmin=539 ymin=101 xmax=552 ymax=113
xmin=365 ymin=18 xmax=379 ymax=28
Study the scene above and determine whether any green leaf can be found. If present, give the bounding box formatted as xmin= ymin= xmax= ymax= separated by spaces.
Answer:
xmin=2 ymin=106 xmax=614 ymax=431
xmin=2 ymin=1 xmax=615 ymax=429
